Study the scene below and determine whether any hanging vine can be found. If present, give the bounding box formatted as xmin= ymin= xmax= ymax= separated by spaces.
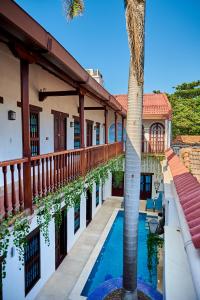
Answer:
xmin=0 ymin=154 xmax=124 ymax=279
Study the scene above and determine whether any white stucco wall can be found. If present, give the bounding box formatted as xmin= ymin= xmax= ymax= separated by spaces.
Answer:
xmin=2 ymin=174 xmax=112 ymax=300
xmin=0 ymin=42 xmax=115 ymax=164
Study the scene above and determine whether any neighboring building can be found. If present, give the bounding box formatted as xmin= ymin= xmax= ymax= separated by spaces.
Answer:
xmin=164 ymin=149 xmax=200 ymax=300
xmin=180 ymin=148 xmax=200 ymax=183
xmin=86 ymin=69 xmax=104 ymax=86
xmin=172 ymin=135 xmax=200 ymax=155
xmin=114 ymin=93 xmax=172 ymax=199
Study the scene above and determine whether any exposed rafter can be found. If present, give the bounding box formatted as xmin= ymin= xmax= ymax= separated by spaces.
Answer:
xmin=39 ymin=90 xmax=79 ymax=101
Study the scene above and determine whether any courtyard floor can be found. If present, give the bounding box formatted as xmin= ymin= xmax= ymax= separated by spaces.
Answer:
xmin=36 ymin=198 xmax=162 ymax=300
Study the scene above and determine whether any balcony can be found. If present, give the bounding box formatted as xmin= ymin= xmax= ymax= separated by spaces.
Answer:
xmin=142 ymin=141 xmax=165 ymax=154
xmin=0 ymin=142 xmax=123 ymax=220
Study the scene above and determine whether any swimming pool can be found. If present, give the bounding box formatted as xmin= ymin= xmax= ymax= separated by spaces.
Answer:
xmin=81 ymin=211 xmax=157 ymax=297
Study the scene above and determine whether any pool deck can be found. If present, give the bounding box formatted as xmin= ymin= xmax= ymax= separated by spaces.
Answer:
xmin=36 ymin=198 xmax=162 ymax=300
xmin=36 ymin=197 xmax=123 ymax=300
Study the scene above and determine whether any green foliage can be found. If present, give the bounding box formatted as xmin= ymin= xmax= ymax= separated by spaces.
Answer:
xmin=13 ymin=218 xmax=30 ymax=265
xmin=64 ymin=0 xmax=84 ymax=20
xmin=169 ymin=80 xmax=200 ymax=137
xmin=147 ymin=233 xmax=163 ymax=281
xmin=152 ymin=90 xmax=161 ymax=94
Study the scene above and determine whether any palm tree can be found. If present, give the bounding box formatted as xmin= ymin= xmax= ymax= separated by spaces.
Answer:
xmin=65 ymin=1 xmax=146 ymax=299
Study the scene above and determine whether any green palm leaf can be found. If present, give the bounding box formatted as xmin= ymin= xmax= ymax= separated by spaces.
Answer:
xmin=64 ymin=0 xmax=84 ymax=20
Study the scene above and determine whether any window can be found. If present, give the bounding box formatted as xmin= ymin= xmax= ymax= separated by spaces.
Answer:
xmin=96 ymin=123 xmax=100 ymax=145
xmin=96 ymin=183 xmax=99 ymax=207
xmin=24 ymin=228 xmax=40 ymax=295
xmin=74 ymin=203 xmax=80 ymax=233
xmin=30 ymin=110 xmax=40 ymax=156
xmin=74 ymin=119 xmax=81 ymax=149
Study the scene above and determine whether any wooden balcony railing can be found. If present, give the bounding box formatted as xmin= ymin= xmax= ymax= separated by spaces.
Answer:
xmin=142 ymin=141 xmax=165 ymax=154
xmin=0 ymin=142 xmax=123 ymax=219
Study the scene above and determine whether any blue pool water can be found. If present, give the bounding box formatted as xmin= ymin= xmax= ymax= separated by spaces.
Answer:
xmin=81 ymin=211 xmax=157 ymax=297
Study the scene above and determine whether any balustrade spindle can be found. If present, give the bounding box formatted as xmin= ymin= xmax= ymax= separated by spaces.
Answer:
xmin=41 ymin=158 xmax=45 ymax=197
xmin=37 ymin=161 xmax=41 ymax=197
xmin=50 ymin=156 xmax=53 ymax=193
xmin=10 ymin=164 xmax=17 ymax=215
xmin=46 ymin=157 xmax=50 ymax=194
xmin=53 ymin=156 xmax=57 ymax=192
xmin=17 ymin=163 xmax=23 ymax=211
xmin=2 ymin=166 xmax=9 ymax=218
xmin=32 ymin=160 xmax=36 ymax=199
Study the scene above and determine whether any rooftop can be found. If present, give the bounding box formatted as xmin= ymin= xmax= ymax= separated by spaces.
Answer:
xmin=115 ymin=93 xmax=172 ymax=119
xmin=173 ymin=135 xmax=200 ymax=145
xmin=166 ymin=148 xmax=200 ymax=249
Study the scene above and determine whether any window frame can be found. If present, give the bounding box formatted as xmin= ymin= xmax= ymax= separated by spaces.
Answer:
xmin=96 ymin=122 xmax=100 ymax=145
xmin=24 ymin=227 xmax=41 ymax=296
xmin=74 ymin=203 xmax=80 ymax=234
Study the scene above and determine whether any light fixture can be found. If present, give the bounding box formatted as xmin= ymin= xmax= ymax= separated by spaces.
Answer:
xmin=148 ymin=218 xmax=159 ymax=234
xmin=8 ymin=110 xmax=16 ymax=120
xmin=70 ymin=121 xmax=74 ymax=128
xmin=154 ymin=179 xmax=160 ymax=194
xmin=94 ymin=126 xmax=97 ymax=130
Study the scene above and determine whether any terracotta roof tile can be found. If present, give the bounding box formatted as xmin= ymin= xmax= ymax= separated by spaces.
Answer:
xmin=115 ymin=93 xmax=172 ymax=119
xmin=166 ymin=148 xmax=200 ymax=249
xmin=173 ymin=135 xmax=200 ymax=145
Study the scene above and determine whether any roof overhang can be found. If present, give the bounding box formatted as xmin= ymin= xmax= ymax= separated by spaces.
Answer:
xmin=0 ymin=0 xmax=126 ymax=117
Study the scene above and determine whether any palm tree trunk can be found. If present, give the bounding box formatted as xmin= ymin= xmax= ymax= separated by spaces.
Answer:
xmin=123 ymin=1 xmax=145 ymax=299
xmin=123 ymin=64 xmax=143 ymax=300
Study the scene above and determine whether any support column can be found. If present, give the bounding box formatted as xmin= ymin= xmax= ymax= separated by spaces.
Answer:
xmin=79 ymin=93 xmax=85 ymax=148
xmin=21 ymin=60 xmax=32 ymax=211
xmin=114 ymin=112 xmax=118 ymax=142
xmin=104 ymin=109 xmax=108 ymax=144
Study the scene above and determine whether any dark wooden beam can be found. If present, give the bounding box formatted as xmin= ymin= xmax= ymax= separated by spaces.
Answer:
xmin=17 ymin=101 xmax=43 ymax=112
xmin=39 ymin=90 xmax=79 ymax=101
xmin=104 ymin=109 xmax=108 ymax=144
xmin=78 ymin=106 xmax=105 ymax=113
xmin=84 ymin=107 xmax=105 ymax=111
xmin=20 ymin=60 xmax=32 ymax=212
xmin=79 ymin=94 xmax=85 ymax=148
xmin=115 ymin=112 xmax=118 ymax=142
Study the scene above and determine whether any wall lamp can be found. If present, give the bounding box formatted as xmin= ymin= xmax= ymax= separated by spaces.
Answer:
xmin=8 ymin=110 xmax=16 ymax=120
xmin=70 ymin=121 xmax=74 ymax=128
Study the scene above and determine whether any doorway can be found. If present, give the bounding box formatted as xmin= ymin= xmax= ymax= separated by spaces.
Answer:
xmin=55 ymin=209 xmax=67 ymax=269
xmin=53 ymin=111 xmax=67 ymax=152
xmin=86 ymin=189 xmax=92 ymax=226
xmin=86 ymin=120 xmax=93 ymax=147
xmin=112 ymin=171 xmax=124 ymax=197
xmin=140 ymin=173 xmax=153 ymax=200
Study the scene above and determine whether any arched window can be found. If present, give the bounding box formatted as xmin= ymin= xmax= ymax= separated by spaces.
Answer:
xmin=150 ymin=123 xmax=165 ymax=153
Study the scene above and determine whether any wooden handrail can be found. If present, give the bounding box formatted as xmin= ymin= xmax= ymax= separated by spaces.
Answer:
xmin=0 ymin=142 xmax=123 ymax=220
xmin=0 ymin=157 xmax=28 ymax=167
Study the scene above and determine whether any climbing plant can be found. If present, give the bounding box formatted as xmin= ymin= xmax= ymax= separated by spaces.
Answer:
xmin=147 ymin=232 xmax=164 ymax=282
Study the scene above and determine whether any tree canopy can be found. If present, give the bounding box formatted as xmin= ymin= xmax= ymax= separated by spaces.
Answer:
xmin=169 ymin=80 xmax=200 ymax=137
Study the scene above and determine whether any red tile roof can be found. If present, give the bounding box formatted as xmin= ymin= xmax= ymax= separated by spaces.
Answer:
xmin=166 ymin=148 xmax=200 ymax=249
xmin=115 ymin=93 xmax=172 ymax=119
xmin=173 ymin=135 xmax=200 ymax=145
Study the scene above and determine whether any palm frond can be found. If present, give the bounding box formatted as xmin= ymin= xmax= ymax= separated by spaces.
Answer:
xmin=125 ymin=0 xmax=145 ymax=84
xmin=64 ymin=0 xmax=84 ymax=20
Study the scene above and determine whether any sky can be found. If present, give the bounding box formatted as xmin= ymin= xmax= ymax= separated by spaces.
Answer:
xmin=15 ymin=0 xmax=200 ymax=95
